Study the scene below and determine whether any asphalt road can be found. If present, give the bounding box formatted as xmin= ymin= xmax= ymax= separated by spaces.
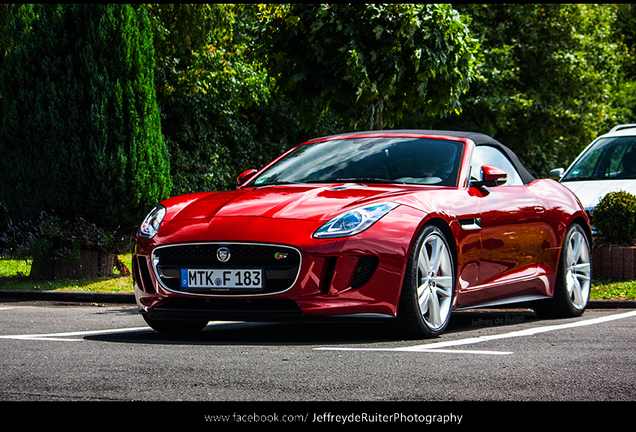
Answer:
xmin=0 ymin=293 xmax=634 ymax=426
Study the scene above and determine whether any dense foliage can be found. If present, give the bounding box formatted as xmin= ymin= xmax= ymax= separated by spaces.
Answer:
xmin=0 ymin=4 xmax=171 ymax=236
xmin=401 ymin=4 xmax=633 ymax=178
xmin=255 ymin=4 xmax=478 ymax=130
xmin=146 ymin=4 xmax=335 ymax=194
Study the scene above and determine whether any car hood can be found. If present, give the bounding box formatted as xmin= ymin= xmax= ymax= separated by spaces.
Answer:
xmin=561 ymin=179 xmax=636 ymax=210
xmin=161 ymin=183 xmax=421 ymax=223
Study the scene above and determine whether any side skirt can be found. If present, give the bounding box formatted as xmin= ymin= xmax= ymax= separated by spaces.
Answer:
xmin=454 ymin=293 xmax=551 ymax=311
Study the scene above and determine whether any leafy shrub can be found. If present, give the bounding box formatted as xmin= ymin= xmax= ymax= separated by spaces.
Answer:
xmin=0 ymin=211 xmax=127 ymax=261
xmin=592 ymin=190 xmax=636 ymax=245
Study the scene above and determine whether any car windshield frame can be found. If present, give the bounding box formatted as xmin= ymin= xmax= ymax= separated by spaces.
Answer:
xmin=562 ymin=136 xmax=636 ymax=182
xmin=245 ymin=137 xmax=466 ymax=188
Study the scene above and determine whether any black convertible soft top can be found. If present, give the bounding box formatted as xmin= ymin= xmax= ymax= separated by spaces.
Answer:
xmin=325 ymin=129 xmax=536 ymax=185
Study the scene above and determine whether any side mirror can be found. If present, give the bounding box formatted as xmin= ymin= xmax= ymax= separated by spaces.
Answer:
xmin=549 ymin=168 xmax=564 ymax=180
xmin=237 ymin=169 xmax=258 ymax=186
xmin=472 ymin=165 xmax=507 ymax=188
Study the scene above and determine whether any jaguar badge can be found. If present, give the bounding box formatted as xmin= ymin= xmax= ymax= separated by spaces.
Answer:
xmin=217 ymin=247 xmax=231 ymax=262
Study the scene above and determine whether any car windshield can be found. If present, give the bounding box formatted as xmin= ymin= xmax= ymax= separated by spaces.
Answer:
xmin=247 ymin=137 xmax=465 ymax=187
xmin=563 ymin=136 xmax=636 ymax=181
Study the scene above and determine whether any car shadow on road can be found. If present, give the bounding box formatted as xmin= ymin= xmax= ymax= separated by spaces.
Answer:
xmin=85 ymin=308 xmax=540 ymax=346
xmin=86 ymin=320 xmax=396 ymax=345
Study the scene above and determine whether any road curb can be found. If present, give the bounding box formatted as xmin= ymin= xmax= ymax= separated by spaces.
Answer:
xmin=0 ymin=289 xmax=135 ymax=304
xmin=0 ymin=290 xmax=634 ymax=309
xmin=588 ymin=299 xmax=636 ymax=308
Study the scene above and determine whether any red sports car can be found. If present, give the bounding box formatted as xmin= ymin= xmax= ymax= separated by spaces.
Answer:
xmin=133 ymin=130 xmax=592 ymax=338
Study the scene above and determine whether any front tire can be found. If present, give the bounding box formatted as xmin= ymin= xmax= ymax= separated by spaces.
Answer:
xmin=394 ymin=225 xmax=455 ymax=339
xmin=533 ymin=223 xmax=591 ymax=318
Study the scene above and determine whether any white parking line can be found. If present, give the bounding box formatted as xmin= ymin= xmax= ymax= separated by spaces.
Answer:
xmin=0 ymin=327 xmax=149 ymax=341
xmin=0 ymin=321 xmax=239 ymax=341
xmin=2 ymin=311 xmax=635 ymax=348
xmin=315 ymin=310 xmax=636 ymax=355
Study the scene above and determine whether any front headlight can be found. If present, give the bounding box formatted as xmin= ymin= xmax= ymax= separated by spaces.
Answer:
xmin=138 ymin=205 xmax=166 ymax=239
xmin=313 ymin=202 xmax=400 ymax=239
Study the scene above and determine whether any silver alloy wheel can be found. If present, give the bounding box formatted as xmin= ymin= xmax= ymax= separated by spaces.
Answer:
xmin=417 ymin=232 xmax=454 ymax=330
xmin=564 ymin=229 xmax=591 ymax=311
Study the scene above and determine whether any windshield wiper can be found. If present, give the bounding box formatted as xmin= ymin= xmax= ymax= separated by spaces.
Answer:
xmin=253 ymin=181 xmax=299 ymax=187
xmin=561 ymin=176 xmax=599 ymax=182
xmin=256 ymin=180 xmax=334 ymax=187
xmin=255 ymin=178 xmax=405 ymax=187
xmin=335 ymin=177 xmax=404 ymax=184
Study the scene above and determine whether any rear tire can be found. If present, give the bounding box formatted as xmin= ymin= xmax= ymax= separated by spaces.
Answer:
xmin=394 ymin=225 xmax=455 ymax=339
xmin=142 ymin=315 xmax=209 ymax=334
xmin=533 ymin=223 xmax=591 ymax=318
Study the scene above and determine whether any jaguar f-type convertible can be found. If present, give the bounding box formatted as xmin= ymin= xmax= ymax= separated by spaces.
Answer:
xmin=133 ymin=130 xmax=592 ymax=338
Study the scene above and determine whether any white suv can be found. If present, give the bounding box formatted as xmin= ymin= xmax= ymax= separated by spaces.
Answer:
xmin=551 ymin=124 xmax=636 ymax=214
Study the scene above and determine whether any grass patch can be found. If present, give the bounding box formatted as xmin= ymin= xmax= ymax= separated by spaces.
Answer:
xmin=591 ymin=280 xmax=636 ymax=300
xmin=1 ymin=257 xmax=635 ymax=299
xmin=0 ymin=256 xmax=133 ymax=293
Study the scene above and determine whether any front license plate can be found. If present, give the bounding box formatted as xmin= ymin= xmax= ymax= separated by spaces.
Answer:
xmin=181 ymin=269 xmax=263 ymax=289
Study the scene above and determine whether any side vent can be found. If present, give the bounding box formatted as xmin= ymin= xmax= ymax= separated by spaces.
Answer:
xmin=135 ymin=256 xmax=154 ymax=293
xmin=320 ymin=257 xmax=338 ymax=294
xmin=351 ymin=256 xmax=379 ymax=288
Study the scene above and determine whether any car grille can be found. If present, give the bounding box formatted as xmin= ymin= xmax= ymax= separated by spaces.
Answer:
xmin=152 ymin=243 xmax=301 ymax=295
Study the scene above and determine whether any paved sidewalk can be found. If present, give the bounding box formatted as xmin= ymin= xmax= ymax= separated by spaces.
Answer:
xmin=0 ymin=289 xmax=634 ymax=309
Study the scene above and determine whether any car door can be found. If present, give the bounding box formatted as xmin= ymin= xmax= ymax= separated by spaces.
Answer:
xmin=467 ymin=145 xmax=552 ymax=302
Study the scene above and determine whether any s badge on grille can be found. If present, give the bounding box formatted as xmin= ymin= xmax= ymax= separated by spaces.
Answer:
xmin=217 ymin=247 xmax=231 ymax=262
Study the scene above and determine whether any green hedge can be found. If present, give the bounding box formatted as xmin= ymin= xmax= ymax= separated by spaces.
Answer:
xmin=593 ymin=190 xmax=636 ymax=245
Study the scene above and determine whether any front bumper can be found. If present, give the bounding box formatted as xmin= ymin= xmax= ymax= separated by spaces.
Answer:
xmin=133 ymin=208 xmax=426 ymax=322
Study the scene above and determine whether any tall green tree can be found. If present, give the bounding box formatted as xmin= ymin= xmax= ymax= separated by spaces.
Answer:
xmin=146 ymin=3 xmax=236 ymax=194
xmin=402 ymin=4 xmax=631 ymax=177
xmin=0 ymin=4 xmax=171 ymax=234
xmin=611 ymin=4 xmax=636 ymax=122
xmin=146 ymin=4 xmax=330 ymax=194
xmin=0 ymin=4 xmax=11 ymax=71
xmin=255 ymin=4 xmax=478 ymax=131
